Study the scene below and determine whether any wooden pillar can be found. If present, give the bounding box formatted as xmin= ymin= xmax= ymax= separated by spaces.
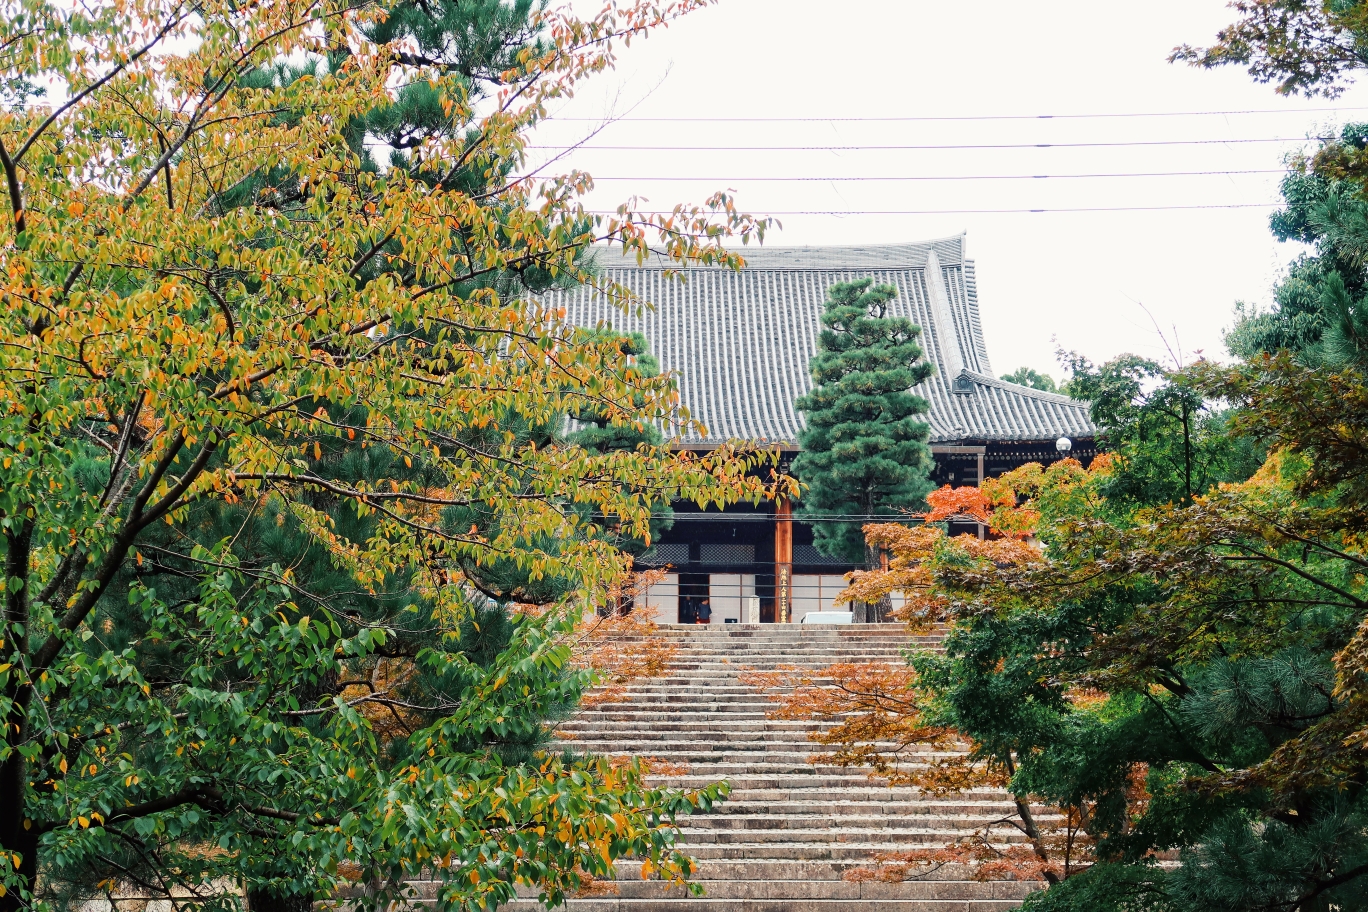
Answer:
xmin=976 ymin=450 xmax=986 ymax=541
xmin=774 ymin=498 xmax=793 ymax=624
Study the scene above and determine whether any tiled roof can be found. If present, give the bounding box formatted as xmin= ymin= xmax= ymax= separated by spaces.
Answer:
xmin=541 ymin=235 xmax=1096 ymax=446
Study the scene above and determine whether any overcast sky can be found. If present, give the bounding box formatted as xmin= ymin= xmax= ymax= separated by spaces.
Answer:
xmin=532 ymin=0 xmax=1368 ymax=381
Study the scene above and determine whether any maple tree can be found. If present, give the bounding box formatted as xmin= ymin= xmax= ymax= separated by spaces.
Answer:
xmin=748 ymin=468 xmax=1105 ymax=889
xmin=754 ymin=10 xmax=1368 ymax=910
xmin=758 ymin=425 xmax=1368 ymax=910
xmin=1171 ymin=0 xmax=1368 ymax=98
xmin=0 ymin=0 xmax=791 ymax=908
xmin=1058 ymin=353 xmax=1261 ymax=507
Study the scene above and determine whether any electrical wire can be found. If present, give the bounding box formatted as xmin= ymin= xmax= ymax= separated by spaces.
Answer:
xmin=531 ymin=137 xmax=1318 ymax=152
xmin=547 ymin=106 xmax=1368 ymax=123
xmin=580 ymin=169 xmax=1286 ymax=182
xmin=588 ymin=203 xmax=1277 ymax=215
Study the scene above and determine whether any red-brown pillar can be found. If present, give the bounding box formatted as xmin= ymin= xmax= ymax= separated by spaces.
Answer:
xmin=977 ymin=450 xmax=987 ymax=540
xmin=774 ymin=498 xmax=793 ymax=624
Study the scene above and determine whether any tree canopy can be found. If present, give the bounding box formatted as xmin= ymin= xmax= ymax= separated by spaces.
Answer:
xmin=1171 ymin=0 xmax=1368 ymax=98
xmin=792 ymin=279 xmax=934 ymax=566
xmin=0 ymin=0 xmax=787 ymax=908
xmin=1001 ymin=366 xmax=1059 ymax=393
xmin=751 ymin=9 xmax=1368 ymax=909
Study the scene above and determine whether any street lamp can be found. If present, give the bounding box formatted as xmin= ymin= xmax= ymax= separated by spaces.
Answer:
xmin=1056 ymin=437 xmax=1072 ymax=454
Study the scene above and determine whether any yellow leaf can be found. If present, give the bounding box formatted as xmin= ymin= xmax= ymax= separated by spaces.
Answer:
xmin=67 ymin=201 xmax=84 ymax=217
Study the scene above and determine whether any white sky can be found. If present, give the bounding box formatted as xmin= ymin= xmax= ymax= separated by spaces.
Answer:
xmin=532 ymin=0 xmax=1368 ymax=381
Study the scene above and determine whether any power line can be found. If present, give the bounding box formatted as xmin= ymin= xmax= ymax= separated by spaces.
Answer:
xmin=580 ymin=169 xmax=1285 ymax=182
xmin=548 ymin=106 xmax=1368 ymax=123
xmin=590 ymin=203 xmax=1277 ymax=215
xmin=533 ymin=137 xmax=1315 ymax=152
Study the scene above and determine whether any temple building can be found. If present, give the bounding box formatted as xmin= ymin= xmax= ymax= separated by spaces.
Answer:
xmin=547 ymin=235 xmax=1096 ymax=623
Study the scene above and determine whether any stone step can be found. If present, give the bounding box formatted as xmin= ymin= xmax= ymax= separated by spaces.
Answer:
xmin=560 ymin=731 xmax=924 ymax=744
xmin=650 ymin=668 xmax=907 ymax=675
xmin=559 ymin=751 xmax=962 ymax=764
xmin=661 ymin=801 xmax=1035 ymax=816
xmin=663 ymin=646 xmax=920 ymax=652
xmin=676 ymin=830 xmax=1031 ymax=846
xmin=491 ymin=899 xmax=1024 ymax=911
xmin=563 ymin=721 xmax=810 ymax=731
xmin=400 ymin=876 xmax=1036 ymax=904
xmin=535 ymin=881 xmax=1035 ymax=902
xmin=678 ymin=844 xmax=980 ymax=862
xmin=561 ymin=731 xmax=918 ymax=745
xmin=607 ymin=860 xmax=987 ymax=883
xmin=599 ymin=689 xmax=775 ymax=699
xmin=664 ymin=652 xmax=915 ymax=660
xmin=501 ymin=624 xmax=1032 ymax=910
xmin=657 ymin=784 xmax=1016 ymax=797
xmin=655 ymin=662 xmax=912 ymax=668
xmin=586 ymin=764 xmax=948 ymax=777
xmin=649 ymin=778 xmax=1010 ymax=793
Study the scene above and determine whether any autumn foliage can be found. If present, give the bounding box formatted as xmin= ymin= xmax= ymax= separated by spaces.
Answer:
xmin=572 ymin=602 xmax=680 ymax=710
xmin=759 ymin=343 xmax=1368 ymax=912
xmin=750 ymin=459 xmax=1116 ymax=886
xmin=0 ymin=0 xmax=784 ymax=908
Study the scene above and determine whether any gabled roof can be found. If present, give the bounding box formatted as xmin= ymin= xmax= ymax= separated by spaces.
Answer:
xmin=542 ymin=235 xmax=1096 ymax=446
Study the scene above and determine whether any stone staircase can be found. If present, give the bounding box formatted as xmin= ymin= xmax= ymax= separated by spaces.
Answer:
xmin=462 ymin=624 xmax=1039 ymax=910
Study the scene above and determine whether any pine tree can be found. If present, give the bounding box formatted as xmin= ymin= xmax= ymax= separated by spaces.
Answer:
xmin=126 ymin=4 xmax=582 ymax=907
xmin=567 ymin=331 xmax=675 ymax=564
xmin=0 ymin=0 xmax=780 ymax=908
xmin=793 ymin=279 xmax=935 ymax=596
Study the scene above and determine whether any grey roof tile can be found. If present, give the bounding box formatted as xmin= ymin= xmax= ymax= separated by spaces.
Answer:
xmin=540 ymin=235 xmax=1096 ymax=446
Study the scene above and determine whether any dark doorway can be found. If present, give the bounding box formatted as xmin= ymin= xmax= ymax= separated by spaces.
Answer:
xmin=678 ymin=573 xmax=709 ymax=624
xmin=757 ymin=573 xmax=776 ymax=623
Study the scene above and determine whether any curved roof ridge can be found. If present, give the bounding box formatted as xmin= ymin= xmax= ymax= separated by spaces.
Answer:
xmin=592 ymin=235 xmax=967 ymax=270
xmin=960 ymin=370 xmax=1083 ymax=405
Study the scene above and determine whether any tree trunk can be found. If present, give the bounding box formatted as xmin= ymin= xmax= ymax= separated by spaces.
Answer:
xmin=0 ymin=519 xmax=36 ymax=912
xmin=0 ymin=756 xmax=38 ymax=912
xmin=246 ymin=887 xmax=317 ymax=912
xmin=864 ymin=543 xmax=891 ymax=623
